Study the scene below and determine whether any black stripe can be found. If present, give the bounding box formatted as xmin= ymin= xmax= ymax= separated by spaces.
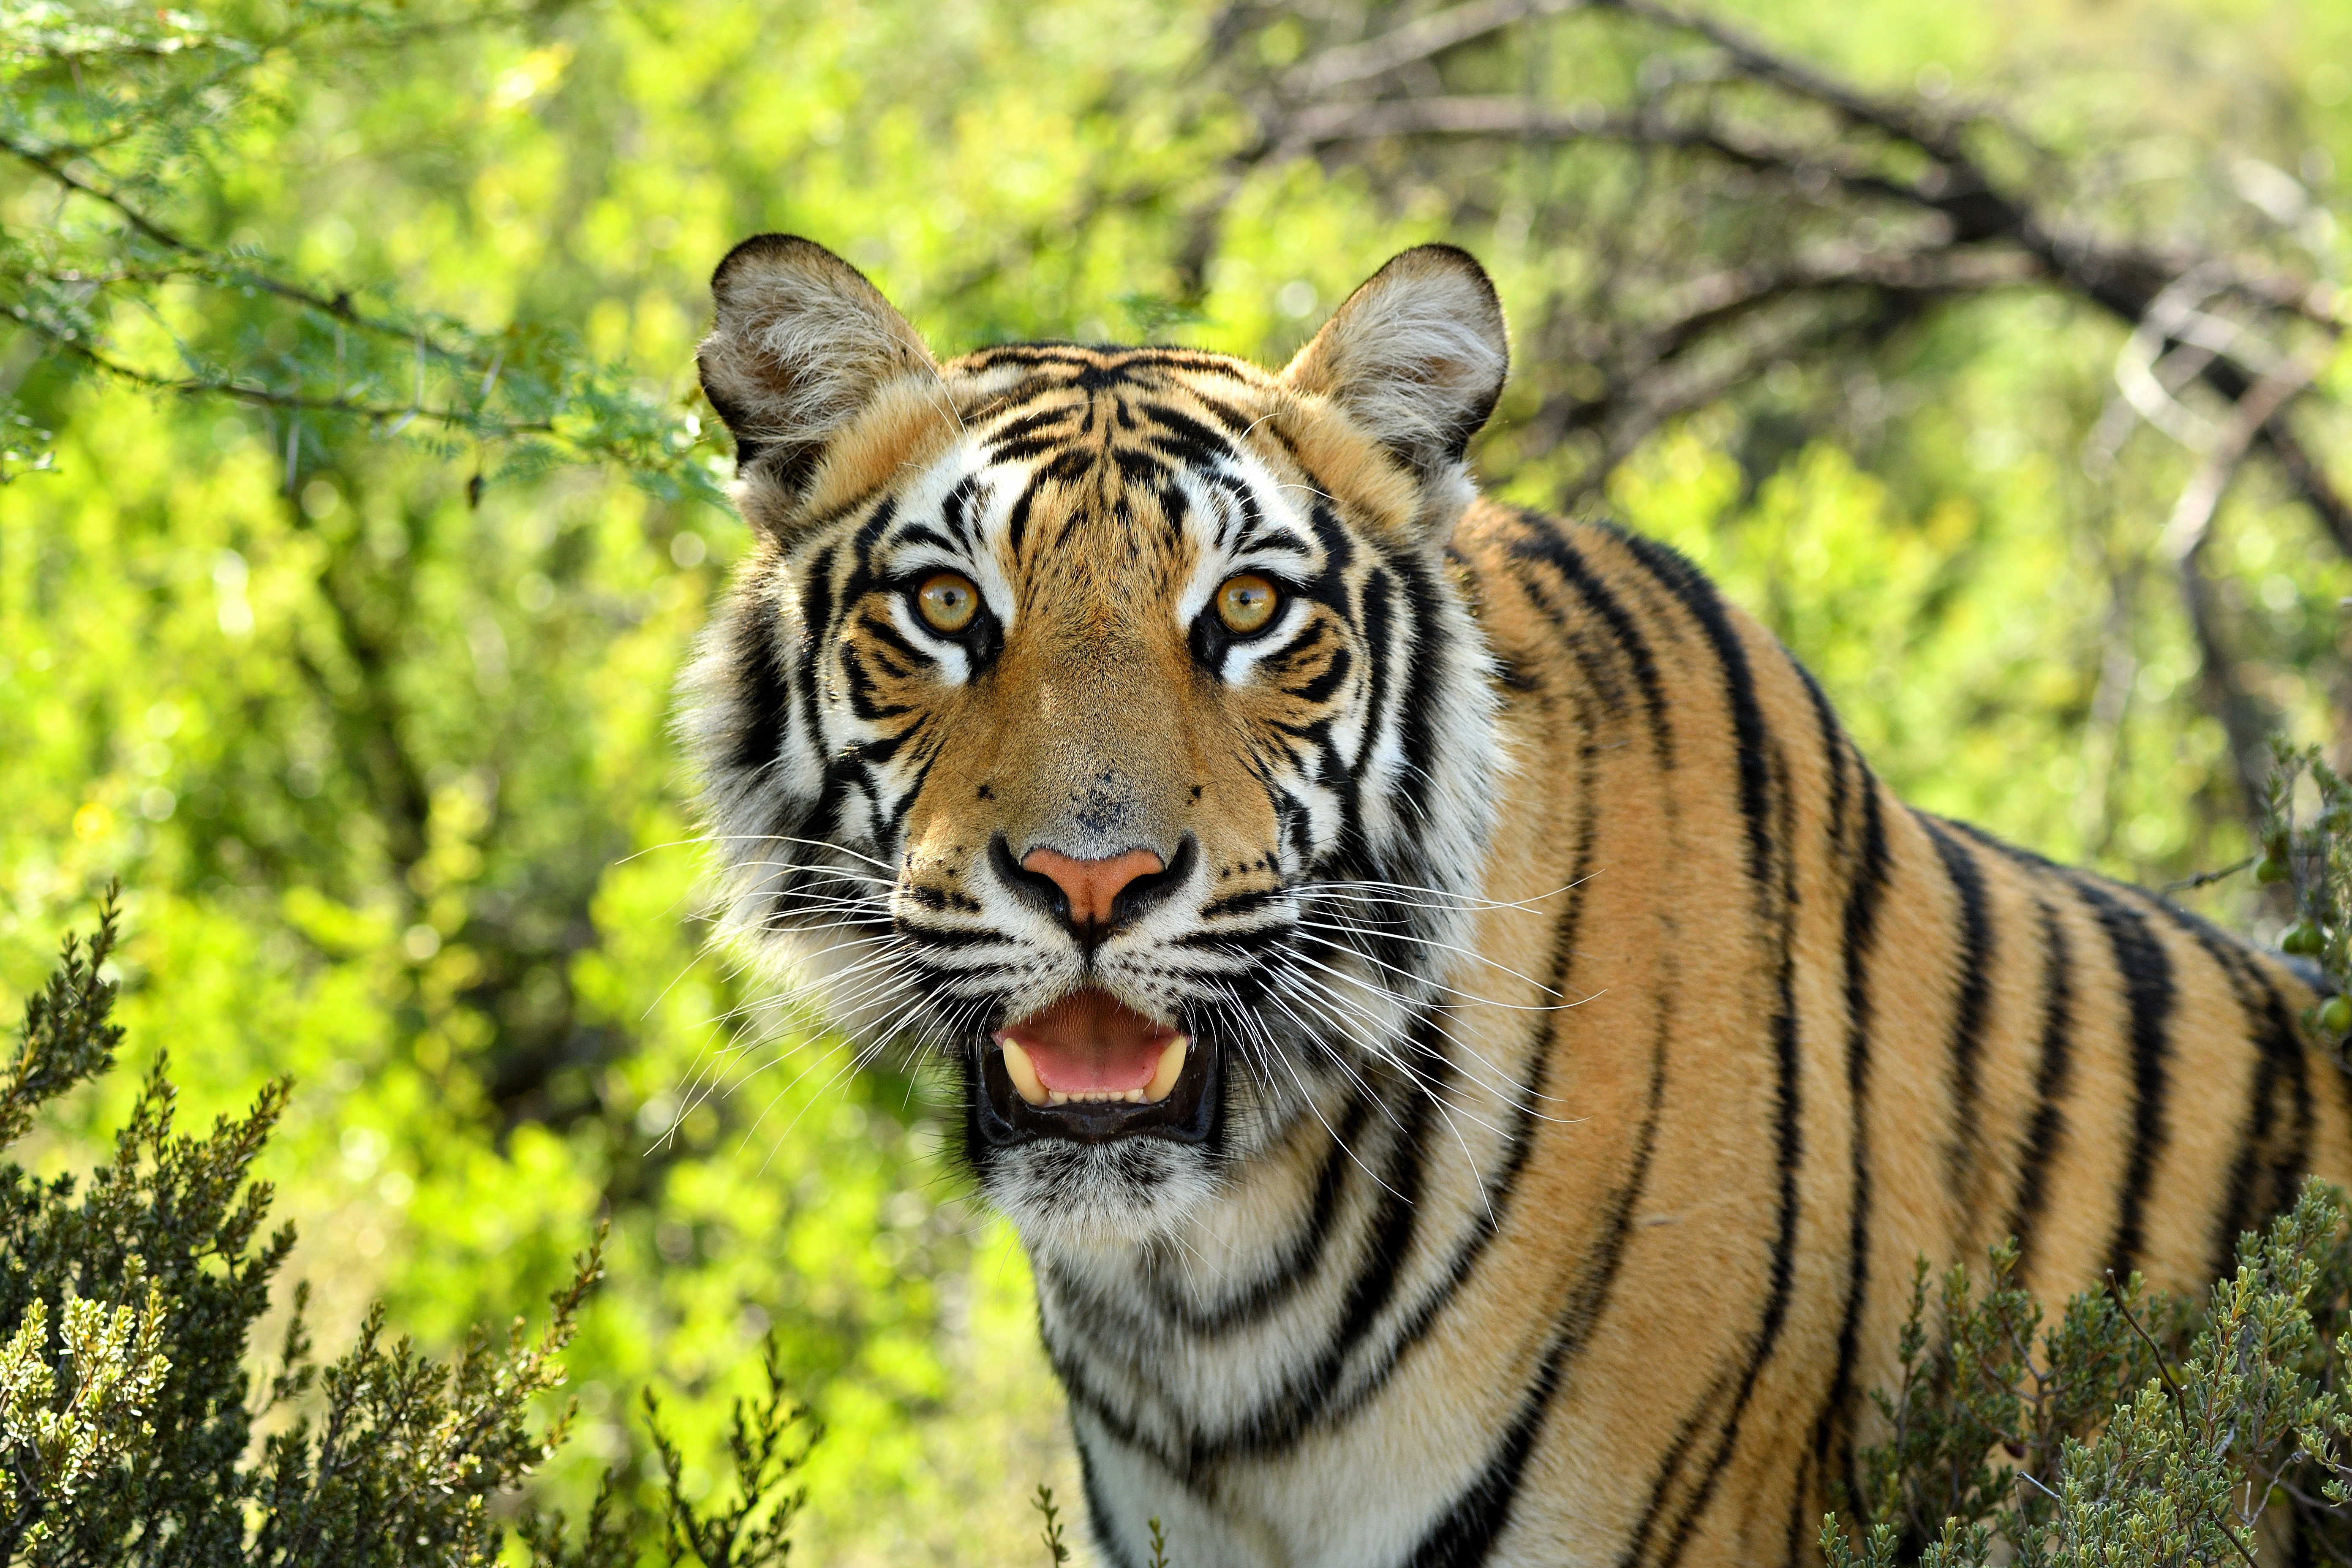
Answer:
xmin=983 ymin=406 xmax=1069 ymax=449
xmin=1405 ymin=1348 xmax=1566 ymax=1568
xmin=881 ymin=743 xmax=940 ymax=851
xmin=1617 ymin=1372 xmax=1741 ymax=1568
xmin=1004 ymin=468 xmax=1044 ymax=557
xmin=724 ymin=586 xmax=794 ymax=775
xmin=1811 ymin=775 xmax=1889 ymax=1512
xmin=2066 ymin=876 xmax=2177 ymax=1280
xmin=1503 ymin=518 xmax=1674 ymax=767
xmin=1132 ymin=400 xmax=1238 ymax=465
xmin=2140 ymin=898 xmax=2317 ymax=1278
xmin=1612 ymin=526 xmax=1770 ymax=890
xmin=836 ymin=644 xmax=915 ymax=723
xmin=1293 ymin=644 xmax=1353 ymax=705
xmin=1074 ymin=1429 xmax=1141 ymax=1568
xmin=1112 ymin=446 xmax=1168 ymax=484
xmin=1277 ymin=659 xmax=1624 ymax=1429
xmin=1352 ymin=567 xmax=1396 ymax=780
xmin=1386 ymin=546 xmax=1449 ymax=847
xmin=1164 ymin=1034 xmax=1443 ymax=1473
xmin=2215 ymin=988 xmax=2287 ymax=1275
xmin=1797 ymin=662 xmax=1865 ymax=1540
xmin=1660 ymin=753 xmax=1805 ymax=1565
xmin=1783 ymin=1452 xmax=1817 ymax=1568
xmin=1403 ymin=994 xmax=1672 ymax=1565
xmin=1794 ymin=665 xmax=1848 ymax=855
xmin=1037 ymin=446 xmax=1094 ymax=489
xmin=889 ymin=522 xmax=958 ymax=555
xmin=1404 ymin=978 xmax=1674 ymax=1564
xmin=938 ymin=473 xmax=983 ymax=550
xmin=1191 ymin=391 xmax=1257 ymax=435
xmin=852 ymin=606 xmax=930 ymax=669
xmin=1040 ymin=1331 xmax=1183 ymax=1478
xmin=794 ymin=545 xmax=842 ymax=757
xmin=1919 ymin=815 xmax=1995 ymax=1208
xmin=2250 ymin=965 xmax=2316 ymax=1240
xmin=2005 ymin=897 xmax=2077 ymax=1279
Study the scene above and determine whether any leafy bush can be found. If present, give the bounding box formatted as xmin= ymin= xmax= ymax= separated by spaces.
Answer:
xmin=1826 ymin=749 xmax=2352 ymax=1565
xmin=0 ymin=893 xmax=808 ymax=1568
xmin=1823 ymin=1184 xmax=2352 ymax=1567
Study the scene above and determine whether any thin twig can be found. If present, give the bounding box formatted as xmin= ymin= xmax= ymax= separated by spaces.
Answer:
xmin=2105 ymin=1269 xmax=2187 ymax=1414
xmin=0 ymin=133 xmax=473 ymax=358
xmin=2160 ymin=857 xmax=2255 ymax=899
xmin=19 ymin=325 xmax=546 ymax=432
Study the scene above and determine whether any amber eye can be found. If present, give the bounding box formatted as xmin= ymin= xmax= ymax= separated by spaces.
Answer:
xmin=915 ymin=572 xmax=980 ymax=633
xmin=1216 ymin=573 xmax=1279 ymax=635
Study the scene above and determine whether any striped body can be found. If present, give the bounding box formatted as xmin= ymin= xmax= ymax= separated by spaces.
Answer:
xmin=1045 ymin=500 xmax=2352 ymax=1565
xmin=679 ymin=237 xmax=2350 ymax=1567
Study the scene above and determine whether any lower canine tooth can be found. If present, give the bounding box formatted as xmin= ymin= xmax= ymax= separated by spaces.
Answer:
xmin=1144 ymin=1035 xmax=1188 ymax=1104
xmin=1000 ymin=1040 xmax=1048 ymax=1106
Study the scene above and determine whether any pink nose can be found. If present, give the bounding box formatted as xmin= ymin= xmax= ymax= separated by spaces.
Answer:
xmin=1021 ymin=847 xmax=1166 ymax=928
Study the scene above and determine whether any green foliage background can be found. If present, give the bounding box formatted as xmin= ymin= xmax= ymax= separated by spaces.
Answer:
xmin=1 ymin=0 xmax=2349 ymax=1561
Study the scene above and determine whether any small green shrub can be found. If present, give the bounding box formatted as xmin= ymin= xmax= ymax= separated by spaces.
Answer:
xmin=1824 ymin=1183 xmax=2352 ymax=1567
xmin=1827 ymin=744 xmax=2352 ymax=1565
xmin=0 ymin=893 xmax=809 ymax=1567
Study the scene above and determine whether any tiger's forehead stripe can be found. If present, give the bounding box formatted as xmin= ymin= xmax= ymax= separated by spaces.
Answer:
xmin=839 ymin=355 xmax=1351 ymax=614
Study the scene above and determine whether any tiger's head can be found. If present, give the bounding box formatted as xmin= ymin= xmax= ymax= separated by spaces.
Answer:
xmin=681 ymin=236 xmax=1507 ymax=1249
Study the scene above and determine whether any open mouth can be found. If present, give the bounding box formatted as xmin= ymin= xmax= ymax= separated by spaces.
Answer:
xmin=971 ymin=987 xmax=1218 ymax=1147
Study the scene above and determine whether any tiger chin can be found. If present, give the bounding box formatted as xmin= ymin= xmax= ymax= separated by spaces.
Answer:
xmin=678 ymin=234 xmax=2352 ymax=1567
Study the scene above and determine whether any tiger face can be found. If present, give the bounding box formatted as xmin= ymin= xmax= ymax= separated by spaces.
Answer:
xmin=682 ymin=237 xmax=1508 ymax=1247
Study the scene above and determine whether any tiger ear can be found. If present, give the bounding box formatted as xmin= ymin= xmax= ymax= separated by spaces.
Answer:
xmin=697 ymin=234 xmax=943 ymax=528
xmin=1280 ymin=245 xmax=1508 ymax=480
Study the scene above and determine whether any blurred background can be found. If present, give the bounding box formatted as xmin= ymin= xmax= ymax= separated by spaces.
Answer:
xmin=2 ymin=0 xmax=2348 ymax=1560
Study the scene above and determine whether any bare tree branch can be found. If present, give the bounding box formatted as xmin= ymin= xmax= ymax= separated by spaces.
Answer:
xmin=2161 ymin=362 xmax=2317 ymax=814
xmin=2257 ymin=419 xmax=2352 ymax=558
xmin=1597 ymin=0 xmax=1974 ymax=161
xmin=1280 ymin=0 xmax=1590 ymax=98
xmin=1244 ymin=0 xmax=2348 ymax=548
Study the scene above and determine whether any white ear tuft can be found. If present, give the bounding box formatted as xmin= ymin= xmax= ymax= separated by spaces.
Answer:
xmin=697 ymin=235 xmax=939 ymax=519
xmin=1281 ymin=245 xmax=1508 ymax=474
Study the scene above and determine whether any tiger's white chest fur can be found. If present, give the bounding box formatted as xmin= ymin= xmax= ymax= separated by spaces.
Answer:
xmin=1029 ymin=985 xmax=1590 ymax=1568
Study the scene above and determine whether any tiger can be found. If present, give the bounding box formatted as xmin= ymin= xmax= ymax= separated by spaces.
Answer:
xmin=678 ymin=233 xmax=2352 ymax=1568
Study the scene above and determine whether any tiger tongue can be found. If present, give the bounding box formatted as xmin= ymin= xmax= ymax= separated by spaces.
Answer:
xmin=996 ymin=988 xmax=1179 ymax=1094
